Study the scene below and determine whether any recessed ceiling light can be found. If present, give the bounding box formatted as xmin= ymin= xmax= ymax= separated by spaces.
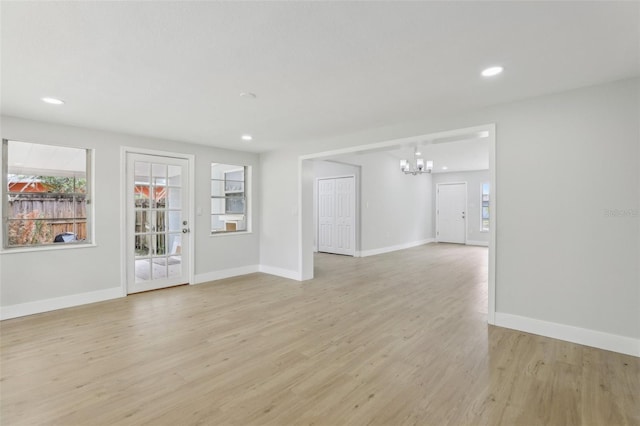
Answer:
xmin=240 ymin=92 xmax=257 ymax=99
xmin=41 ymin=97 xmax=64 ymax=105
xmin=415 ymin=151 xmax=422 ymax=156
xmin=441 ymin=166 xmax=448 ymax=170
xmin=241 ymin=134 xmax=253 ymax=141
xmin=481 ymin=66 xmax=503 ymax=77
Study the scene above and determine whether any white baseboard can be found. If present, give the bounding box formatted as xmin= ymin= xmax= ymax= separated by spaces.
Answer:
xmin=359 ymin=238 xmax=434 ymax=258
xmin=1 ymin=263 xmax=298 ymax=320
xmin=195 ymin=264 xmax=302 ymax=283
xmin=258 ymin=265 xmax=301 ymax=281
xmin=194 ymin=265 xmax=260 ymax=284
xmin=466 ymin=240 xmax=489 ymax=247
xmin=1 ymin=287 xmax=124 ymax=321
xmin=495 ymin=312 xmax=640 ymax=357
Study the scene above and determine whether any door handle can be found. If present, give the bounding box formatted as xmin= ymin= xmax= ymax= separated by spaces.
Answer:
xmin=182 ymin=228 xmax=190 ymax=233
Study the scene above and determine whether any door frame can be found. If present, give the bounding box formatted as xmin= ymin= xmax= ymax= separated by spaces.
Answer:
xmin=316 ymin=174 xmax=357 ymax=256
xmin=120 ymin=147 xmax=195 ymax=295
xmin=435 ymin=181 xmax=468 ymax=244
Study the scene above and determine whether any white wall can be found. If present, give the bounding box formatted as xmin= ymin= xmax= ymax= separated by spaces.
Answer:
xmin=338 ymin=151 xmax=433 ymax=254
xmin=432 ymin=170 xmax=490 ymax=246
xmin=259 ymin=77 xmax=640 ymax=350
xmin=1 ymin=116 xmax=260 ymax=312
xmin=260 ymin=150 xmax=300 ymax=277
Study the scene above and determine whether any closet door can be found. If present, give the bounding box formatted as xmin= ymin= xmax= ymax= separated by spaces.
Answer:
xmin=318 ymin=177 xmax=355 ymax=256
xmin=334 ymin=177 xmax=355 ymax=255
xmin=318 ymin=178 xmax=335 ymax=253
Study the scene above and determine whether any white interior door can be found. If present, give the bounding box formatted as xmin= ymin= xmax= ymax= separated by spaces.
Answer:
xmin=126 ymin=153 xmax=190 ymax=294
xmin=318 ymin=177 xmax=355 ymax=256
xmin=318 ymin=178 xmax=335 ymax=253
xmin=437 ymin=182 xmax=466 ymax=244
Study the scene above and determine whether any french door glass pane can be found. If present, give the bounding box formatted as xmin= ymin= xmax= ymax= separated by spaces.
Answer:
xmin=153 ymin=188 xmax=166 ymax=208
xmin=168 ymin=233 xmax=182 ymax=255
xmin=168 ymin=256 xmax=182 ymax=278
xmin=168 ymin=188 xmax=181 ymax=209
xmin=135 ymin=162 xmax=150 ymax=184
xmin=135 ymin=234 xmax=150 ymax=257
xmin=168 ymin=211 xmax=181 ymax=232
xmin=154 ymin=234 xmax=166 ymax=255
xmin=168 ymin=165 xmax=181 ymax=186
xmin=152 ymin=163 xmax=167 ymax=186
xmin=135 ymin=186 xmax=150 ymax=208
xmin=154 ymin=211 xmax=166 ymax=232
xmin=152 ymin=257 xmax=168 ymax=279
xmin=135 ymin=211 xmax=149 ymax=233
xmin=135 ymin=259 xmax=151 ymax=282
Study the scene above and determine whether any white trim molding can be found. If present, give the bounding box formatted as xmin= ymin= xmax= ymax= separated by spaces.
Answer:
xmin=259 ymin=265 xmax=302 ymax=281
xmin=358 ymin=239 xmax=434 ymax=258
xmin=194 ymin=265 xmax=260 ymax=284
xmin=1 ymin=264 xmax=301 ymax=319
xmin=466 ymin=240 xmax=489 ymax=247
xmin=0 ymin=287 xmax=124 ymax=320
xmin=495 ymin=312 xmax=640 ymax=357
xmin=195 ymin=265 xmax=303 ymax=283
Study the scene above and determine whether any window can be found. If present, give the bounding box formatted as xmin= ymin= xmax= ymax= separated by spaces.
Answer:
xmin=481 ymin=182 xmax=490 ymax=232
xmin=211 ymin=163 xmax=249 ymax=233
xmin=2 ymin=139 xmax=92 ymax=248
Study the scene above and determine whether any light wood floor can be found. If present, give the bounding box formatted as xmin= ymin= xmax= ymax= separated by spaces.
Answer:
xmin=1 ymin=244 xmax=638 ymax=425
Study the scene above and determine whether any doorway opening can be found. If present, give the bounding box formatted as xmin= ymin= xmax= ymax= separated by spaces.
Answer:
xmin=299 ymin=124 xmax=496 ymax=324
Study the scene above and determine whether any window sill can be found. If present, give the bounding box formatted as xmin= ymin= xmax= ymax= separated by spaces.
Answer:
xmin=0 ymin=242 xmax=97 ymax=255
xmin=209 ymin=231 xmax=253 ymax=238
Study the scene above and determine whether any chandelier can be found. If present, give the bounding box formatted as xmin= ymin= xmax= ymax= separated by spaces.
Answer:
xmin=400 ymin=148 xmax=433 ymax=175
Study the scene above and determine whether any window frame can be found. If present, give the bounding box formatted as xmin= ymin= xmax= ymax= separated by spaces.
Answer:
xmin=210 ymin=163 xmax=251 ymax=235
xmin=1 ymin=139 xmax=94 ymax=252
xmin=480 ymin=182 xmax=490 ymax=233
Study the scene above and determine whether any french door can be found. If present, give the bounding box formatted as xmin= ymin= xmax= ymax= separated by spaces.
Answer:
xmin=126 ymin=153 xmax=190 ymax=293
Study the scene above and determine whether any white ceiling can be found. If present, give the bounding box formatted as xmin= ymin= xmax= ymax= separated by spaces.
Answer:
xmin=2 ymin=2 xmax=638 ymax=153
